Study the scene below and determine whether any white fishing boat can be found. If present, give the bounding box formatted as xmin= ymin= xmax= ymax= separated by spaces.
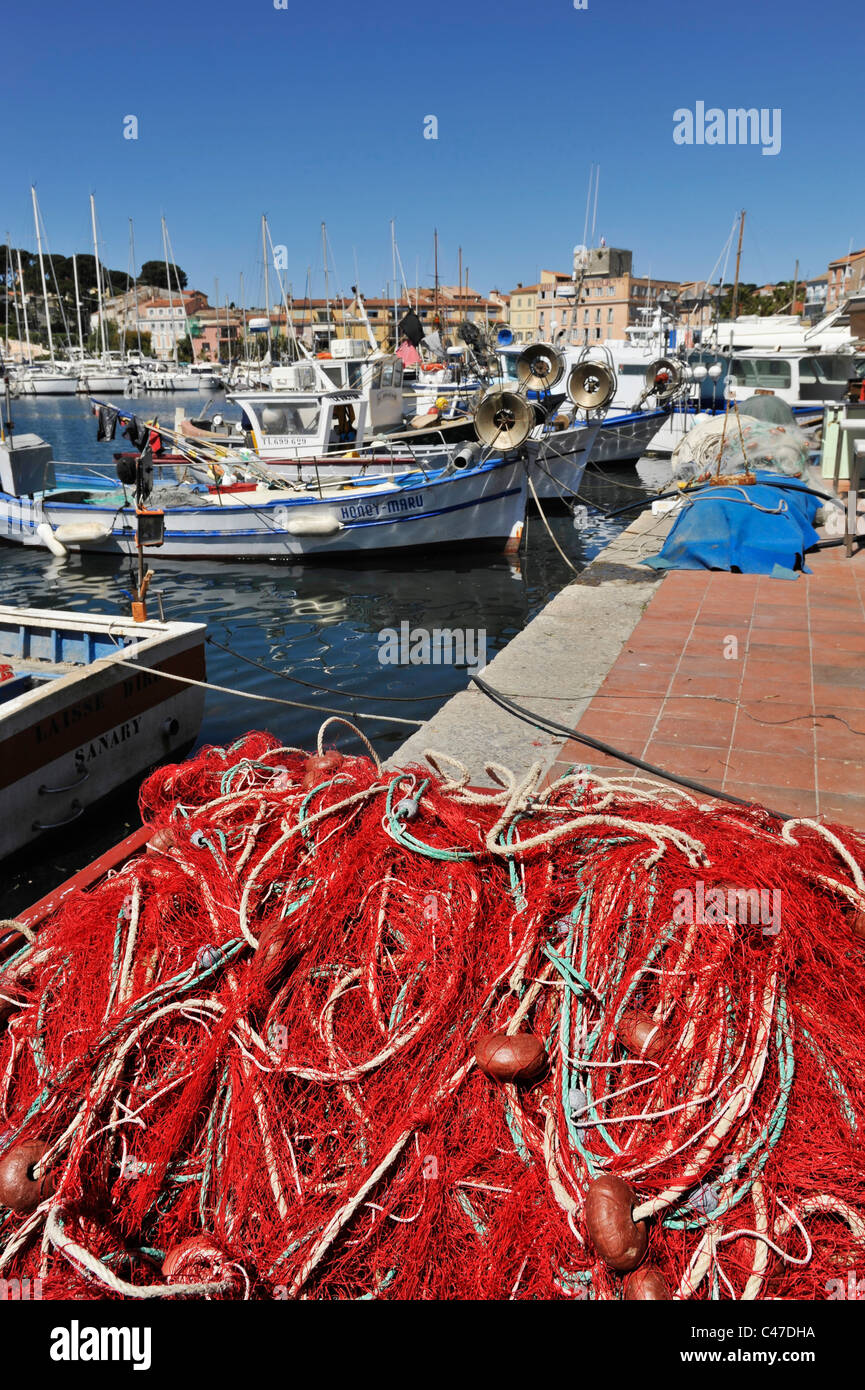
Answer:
xmin=0 ymin=605 xmax=205 ymax=859
xmin=1 ymin=429 xmax=526 ymax=562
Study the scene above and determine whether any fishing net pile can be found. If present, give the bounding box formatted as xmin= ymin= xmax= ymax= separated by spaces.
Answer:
xmin=1 ymin=727 xmax=864 ymax=1301
xmin=671 ymin=414 xmax=812 ymax=483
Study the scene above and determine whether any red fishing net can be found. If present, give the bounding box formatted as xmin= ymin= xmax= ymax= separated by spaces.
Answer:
xmin=1 ymin=730 xmax=863 ymax=1300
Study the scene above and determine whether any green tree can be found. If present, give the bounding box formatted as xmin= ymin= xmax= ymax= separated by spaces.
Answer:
xmin=138 ymin=260 xmax=188 ymax=291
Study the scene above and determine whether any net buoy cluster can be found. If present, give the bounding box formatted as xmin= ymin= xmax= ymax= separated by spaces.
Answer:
xmin=1 ymin=728 xmax=864 ymax=1300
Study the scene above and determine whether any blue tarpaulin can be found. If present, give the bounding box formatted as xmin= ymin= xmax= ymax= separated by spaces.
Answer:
xmin=642 ymin=472 xmax=823 ymax=579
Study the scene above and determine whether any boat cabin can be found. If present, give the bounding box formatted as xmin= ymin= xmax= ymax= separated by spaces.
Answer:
xmin=726 ymin=351 xmax=865 ymax=408
xmin=269 ymin=353 xmax=405 ymax=433
xmin=228 ymin=389 xmax=370 ymax=459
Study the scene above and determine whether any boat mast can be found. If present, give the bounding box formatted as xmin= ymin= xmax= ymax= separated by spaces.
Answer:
xmin=161 ymin=216 xmax=178 ymax=367
xmin=3 ymin=240 xmax=8 ymax=360
xmin=321 ymin=221 xmax=331 ymax=348
xmin=731 ymin=210 xmax=746 ymax=320
xmin=433 ymin=228 xmax=439 ymax=344
xmin=391 ymin=219 xmax=399 ymax=351
xmin=239 ymin=271 xmax=247 ymax=364
xmin=17 ymin=250 xmax=32 ymax=365
xmin=262 ymin=214 xmax=271 ymax=359
xmin=72 ymin=255 xmax=84 ymax=356
xmin=31 ymin=186 xmax=55 ymax=367
xmin=90 ymin=194 xmax=108 ymax=360
xmin=129 ymin=219 xmax=142 ymax=357
xmin=8 ymin=237 xmax=23 ymax=356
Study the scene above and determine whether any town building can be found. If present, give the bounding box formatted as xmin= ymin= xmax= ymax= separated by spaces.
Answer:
xmin=826 ymin=250 xmax=865 ymax=312
xmin=132 ymin=291 xmax=209 ymax=359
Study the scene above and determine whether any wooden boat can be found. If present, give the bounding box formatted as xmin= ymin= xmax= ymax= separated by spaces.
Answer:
xmin=0 ymin=605 xmax=205 ymax=859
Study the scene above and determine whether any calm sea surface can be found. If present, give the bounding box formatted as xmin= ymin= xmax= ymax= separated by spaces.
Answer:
xmin=1 ymin=390 xmax=670 ymax=913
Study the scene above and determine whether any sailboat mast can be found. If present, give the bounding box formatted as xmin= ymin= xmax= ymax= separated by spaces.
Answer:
xmin=8 ymin=237 xmax=22 ymax=354
xmin=321 ymin=222 xmax=331 ymax=348
xmin=239 ymin=271 xmax=247 ymax=364
xmin=129 ymin=219 xmax=142 ymax=356
xmin=90 ymin=194 xmax=107 ymax=359
xmin=72 ymin=255 xmax=84 ymax=355
xmin=731 ymin=210 xmax=746 ymax=320
xmin=433 ymin=228 xmax=439 ymax=340
xmin=391 ymin=219 xmax=399 ymax=350
xmin=31 ymin=186 xmax=55 ymax=366
xmin=17 ymin=250 xmax=32 ymax=365
xmin=3 ymin=240 xmax=9 ymax=359
xmin=262 ymin=214 xmax=271 ymax=356
xmin=161 ymin=217 xmax=177 ymax=366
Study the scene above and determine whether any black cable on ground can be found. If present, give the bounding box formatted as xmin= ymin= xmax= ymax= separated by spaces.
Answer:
xmin=471 ymin=674 xmax=792 ymax=823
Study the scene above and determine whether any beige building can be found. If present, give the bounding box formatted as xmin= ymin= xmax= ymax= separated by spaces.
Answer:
xmin=506 ymin=271 xmax=571 ymax=343
xmin=508 ymin=252 xmax=680 ymax=348
xmin=826 ymin=249 xmax=865 ymax=312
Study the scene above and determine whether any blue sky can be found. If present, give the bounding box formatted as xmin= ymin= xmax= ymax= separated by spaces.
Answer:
xmin=3 ymin=0 xmax=862 ymax=304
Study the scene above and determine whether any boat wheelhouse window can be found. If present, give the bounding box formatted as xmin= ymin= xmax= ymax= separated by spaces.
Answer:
xmin=729 ymin=358 xmax=792 ymax=390
xmin=346 ymin=362 xmax=365 ymax=390
xmin=379 ymin=362 xmax=394 ymax=387
xmin=369 ymin=364 xmax=383 ymax=389
xmin=805 ymin=355 xmax=861 ymax=384
xmin=257 ymin=403 xmax=321 ymax=435
xmin=321 ymin=365 xmax=343 ymax=388
xmin=392 ymin=360 xmax=403 ymax=387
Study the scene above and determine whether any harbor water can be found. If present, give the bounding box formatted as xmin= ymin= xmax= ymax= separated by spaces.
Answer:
xmin=0 ymin=391 xmax=669 ymax=913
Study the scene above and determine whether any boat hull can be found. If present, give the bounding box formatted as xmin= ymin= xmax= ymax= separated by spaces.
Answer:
xmin=0 ymin=458 xmax=527 ymax=562
xmin=589 ymin=409 xmax=670 ymax=467
xmin=0 ymin=608 xmax=205 ymax=859
xmin=525 ymin=422 xmax=600 ymax=500
xmin=26 ymin=374 xmax=79 ymax=396
xmin=80 ymin=374 xmax=131 ymax=394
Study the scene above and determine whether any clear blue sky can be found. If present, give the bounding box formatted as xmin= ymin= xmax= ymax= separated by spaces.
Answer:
xmin=3 ymin=0 xmax=862 ymax=304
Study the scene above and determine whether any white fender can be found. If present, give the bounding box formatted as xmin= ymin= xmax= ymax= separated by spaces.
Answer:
xmin=36 ymin=522 xmax=67 ymax=557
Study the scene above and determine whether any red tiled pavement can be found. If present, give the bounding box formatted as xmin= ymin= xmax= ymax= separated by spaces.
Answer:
xmin=547 ymin=545 xmax=865 ymax=829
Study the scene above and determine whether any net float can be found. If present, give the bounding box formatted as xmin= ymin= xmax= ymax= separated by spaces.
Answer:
xmin=0 ymin=1139 xmax=55 ymax=1213
xmin=584 ymin=1174 xmax=648 ymax=1271
xmin=616 ymin=1009 xmax=668 ymax=1062
xmin=302 ymin=751 xmax=344 ymax=790
xmin=474 ymin=1031 xmax=546 ymax=1084
xmin=146 ymin=826 xmax=177 ymax=855
xmin=624 ymin=1264 xmax=671 ymax=1299
xmin=162 ymin=1233 xmax=228 ymax=1284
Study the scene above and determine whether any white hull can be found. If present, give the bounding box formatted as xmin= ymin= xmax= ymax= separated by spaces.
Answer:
xmin=1 ymin=457 xmax=527 ymax=562
xmin=80 ymin=373 xmax=131 ymax=394
xmin=24 ymin=374 xmax=79 ymax=396
xmin=0 ymin=607 xmax=205 ymax=858
xmin=588 ymin=409 xmax=670 ymax=467
xmin=525 ymin=422 xmax=600 ymax=500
